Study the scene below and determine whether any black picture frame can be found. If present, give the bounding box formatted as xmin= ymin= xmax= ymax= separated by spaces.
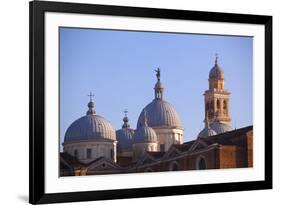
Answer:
xmin=29 ymin=0 xmax=272 ymax=204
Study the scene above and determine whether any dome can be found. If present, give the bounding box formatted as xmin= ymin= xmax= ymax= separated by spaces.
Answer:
xmin=133 ymin=126 xmax=158 ymax=143
xmin=64 ymin=114 xmax=116 ymax=142
xmin=209 ymin=64 xmax=224 ymax=79
xmin=210 ymin=122 xmax=232 ymax=134
xmin=116 ymin=112 xmax=134 ymax=151
xmin=137 ymin=99 xmax=182 ymax=128
xmin=154 ymin=81 xmax=164 ymax=89
xmin=197 ymin=126 xmax=217 ymax=138
xmin=116 ymin=128 xmax=134 ymax=151
xmin=209 ymin=55 xmax=224 ymax=79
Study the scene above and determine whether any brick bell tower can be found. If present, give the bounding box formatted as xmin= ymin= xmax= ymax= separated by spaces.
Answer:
xmin=204 ymin=55 xmax=231 ymax=125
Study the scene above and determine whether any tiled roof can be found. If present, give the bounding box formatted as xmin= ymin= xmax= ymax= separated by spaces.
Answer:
xmin=60 ymin=152 xmax=84 ymax=168
xmin=201 ymin=125 xmax=253 ymax=146
xmin=176 ymin=140 xmax=196 ymax=152
xmin=117 ymin=156 xmax=133 ymax=167
xmin=146 ymin=151 xmax=166 ymax=159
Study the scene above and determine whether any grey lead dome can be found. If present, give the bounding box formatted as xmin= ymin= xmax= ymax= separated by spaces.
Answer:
xmin=64 ymin=102 xmax=116 ymax=143
xmin=134 ymin=126 xmax=158 ymax=143
xmin=210 ymin=121 xmax=232 ymax=134
xmin=64 ymin=115 xmax=116 ymax=142
xmin=197 ymin=126 xmax=217 ymax=138
xmin=137 ymin=99 xmax=182 ymax=128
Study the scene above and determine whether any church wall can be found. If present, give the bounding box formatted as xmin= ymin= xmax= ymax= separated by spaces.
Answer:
xmin=135 ymin=147 xmax=219 ymax=172
xmin=64 ymin=140 xmax=117 ymax=163
xmin=218 ymin=145 xmax=237 ymax=168
xmin=132 ymin=142 xmax=159 ymax=161
xmin=152 ymin=127 xmax=184 ymax=151
xmin=247 ymin=131 xmax=253 ymax=167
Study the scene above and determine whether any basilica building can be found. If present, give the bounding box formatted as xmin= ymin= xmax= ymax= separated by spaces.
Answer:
xmin=60 ymin=57 xmax=253 ymax=176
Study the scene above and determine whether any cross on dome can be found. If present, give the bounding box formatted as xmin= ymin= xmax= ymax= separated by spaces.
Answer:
xmin=88 ymin=92 xmax=94 ymax=102
xmin=215 ymin=53 xmax=219 ymax=65
xmin=87 ymin=92 xmax=96 ymax=115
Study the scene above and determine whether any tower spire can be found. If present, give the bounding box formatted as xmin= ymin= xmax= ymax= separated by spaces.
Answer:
xmin=86 ymin=92 xmax=96 ymax=115
xmin=122 ymin=109 xmax=130 ymax=128
xmin=154 ymin=68 xmax=164 ymax=100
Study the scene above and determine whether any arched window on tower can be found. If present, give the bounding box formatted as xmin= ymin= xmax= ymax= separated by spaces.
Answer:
xmin=210 ymin=100 xmax=214 ymax=113
xmin=217 ymin=99 xmax=220 ymax=111
xmin=223 ymin=100 xmax=227 ymax=114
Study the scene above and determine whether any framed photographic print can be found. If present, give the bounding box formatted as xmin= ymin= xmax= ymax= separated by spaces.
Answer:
xmin=29 ymin=0 xmax=272 ymax=204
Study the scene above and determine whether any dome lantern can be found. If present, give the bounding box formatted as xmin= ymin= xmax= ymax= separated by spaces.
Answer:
xmin=86 ymin=92 xmax=96 ymax=115
xmin=154 ymin=68 xmax=164 ymax=100
xmin=122 ymin=109 xmax=130 ymax=128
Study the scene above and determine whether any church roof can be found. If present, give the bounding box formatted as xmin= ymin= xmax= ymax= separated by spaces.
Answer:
xmin=60 ymin=152 xmax=84 ymax=168
xmin=146 ymin=151 xmax=166 ymax=159
xmin=200 ymin=125 xmax=252 ymax=146
xmin=64 ymin=98 xmax=116 ymax=143
xmin=137 ymin=99 xmax=182 ymax=128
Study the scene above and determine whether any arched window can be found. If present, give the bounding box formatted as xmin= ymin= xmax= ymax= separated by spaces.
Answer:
xmin=223 ymin=100 xmax=227 ymax=109
xmin=170 ymin=161 xmax=179 ymax=171
xmin=205 ymin=102 xmax=209 ymax=111
xmin=144 ymin=168 xmax=153 ymax=172
xmin=223 ymin=100 xmax=228 ymax=114
xmin=196 ymin=156 xmax=207 ymax=170
xmin=210 ymin=100 xmax=214 ymax=110
xmin=217 ymin=99 xmax=220 ymax=110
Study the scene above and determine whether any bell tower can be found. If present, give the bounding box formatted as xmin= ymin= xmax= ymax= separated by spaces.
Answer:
xmin=204 ymin=55 xmax=231 ymax=125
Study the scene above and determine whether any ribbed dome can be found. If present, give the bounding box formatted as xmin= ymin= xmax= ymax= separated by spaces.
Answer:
xmin=209 ymin=56 xmax=224 ymax=79
xmin=209 ymin=64 xmax=224 ymax=79
xmin=210 ymin=122 xmax=232 ymax=134
xmin=137 ymin=99 xmax=182 ymax=128
xmin=133 ymin=126 xmax=158 ymax=143
xmin=198 ymin=127 xmax=217 ymax=138
xmin=64 ymin=114 xmax=116 ymax=142
xmin=116 ymin=128 xmax=134 ymax=151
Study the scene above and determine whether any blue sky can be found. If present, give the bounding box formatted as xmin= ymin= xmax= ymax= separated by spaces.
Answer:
xmin=60 ymin=27 xmax=253 ymax=149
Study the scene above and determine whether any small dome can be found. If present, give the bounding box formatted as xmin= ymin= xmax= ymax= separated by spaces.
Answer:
xmin=154 ymin=81 xmax=164 ymax=89
xmin=133 ymin=126 xmax=158 ymax=143
xmin=209 ymin=64 xmax=224 ymax=79
xmin=64 ymin=114 xmax=116 ymax=142
xmin=116 ymin=128 xmax=134 ymax=151
xmin=210 ymin=122 xmax=232 ymax=134
xmin=209 ymin=55 xmax=224 ymax=79
xmin=137 ymin=99 xmax=182 ymax=128
xmin=198 ymin=127 xmax=217 ymax=138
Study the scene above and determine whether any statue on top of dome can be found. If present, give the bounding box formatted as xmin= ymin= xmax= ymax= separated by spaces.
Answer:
xmin=154 ymin=67 xmax=160 ymax=81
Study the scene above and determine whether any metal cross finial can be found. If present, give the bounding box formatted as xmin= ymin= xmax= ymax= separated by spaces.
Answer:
xmin=215 ymin=53 xmax=219 ymax=64
xmin=88 ymin=92 xmax=94 ymax=102
xmin=124 ymin=109 xmax=128 ymax=117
